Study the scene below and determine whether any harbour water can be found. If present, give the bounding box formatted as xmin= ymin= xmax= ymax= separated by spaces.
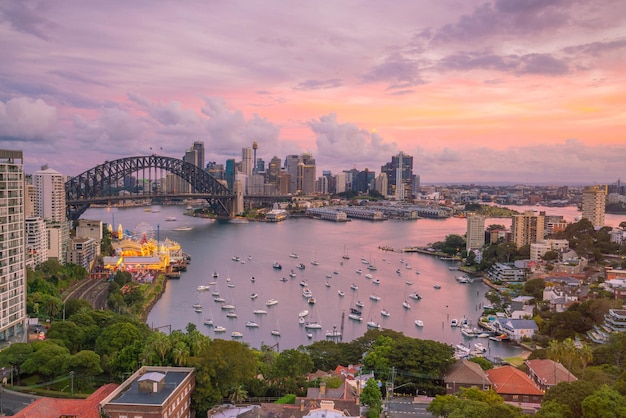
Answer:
xmin=84 ymin=204 xmax=622 ymax=357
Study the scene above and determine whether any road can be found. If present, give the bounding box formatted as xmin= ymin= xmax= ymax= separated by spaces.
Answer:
xmin=0 ymin=387 xmax=39 ymax=416
xmin=386 ymin=397 xmax=436 ymax=418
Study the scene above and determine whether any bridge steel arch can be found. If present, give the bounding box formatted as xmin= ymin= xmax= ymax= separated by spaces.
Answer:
xmin=65 ymin=155 xmax=234 ymax=221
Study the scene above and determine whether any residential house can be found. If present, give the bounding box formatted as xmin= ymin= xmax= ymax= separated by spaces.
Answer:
xmin=443 ymin=359 xmax=492 ymax=395
xmin=542 ymin=285 xmax=579 ymax=313
xmin=485 ymin=366 xmax=543 ymax=404
xmin=525 ymin=359 xmax=577 ymax=392
xmin=492 ymin=318 xmax=538 ymax=342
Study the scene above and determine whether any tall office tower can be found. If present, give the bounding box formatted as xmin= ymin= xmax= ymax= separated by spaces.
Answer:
xmin=206 ymin=162 xmax=225 ymax=180
xmin=466 ymin=215 xmax=486 ymax=252
xmin=582 ymin=185 xmax=607 ymax=228
xmin=511 ymin=210 xmax=545 ymax=249
xmin=255 ymin=158 xmax=265 ymax=174
xmin=34 ymin=165 xmax=70 ymax=263
xmin=0 ymin=150 xmax=27 ymax=341
xmin=381 ymin=151 xmax=414 ymax=199
xmin=267 ymin=156 xmax=282 ymax=190
xmin=25 ymin=217 xmax=48 ymax=268
xmin=375 ymin=173 xmax=388 ymax=196
xmin=225 ymin=159 xmax=236 ymax=191
xmin=34 ymin=165 xmax=67 ymax=222
xmin=317 ymin=176 xmax=329 ymax=194
xmin=297 ymin=162 xmax=316 ymax=194
xmin=242 ymin=147 xmax=254 ymax=177
xmin=284 ymin=155 xmax=300 ymax=194
xmin=335 ymin=172 xmax=347 ymax=194
xmin=192 ymin=141 xmax=205 ymax=170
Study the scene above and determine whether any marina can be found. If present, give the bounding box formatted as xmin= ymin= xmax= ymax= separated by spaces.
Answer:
xmin=86 ymin=205 xmax=538 ymax=358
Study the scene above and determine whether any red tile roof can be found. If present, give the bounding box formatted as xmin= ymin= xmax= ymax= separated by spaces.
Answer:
xmin=486 ymin=366 xmax=543 ymax=396
xmin=525 ymin=359 xmax=577 ymax=385
xmin=9 ymin=383 xmax=119 ymax=418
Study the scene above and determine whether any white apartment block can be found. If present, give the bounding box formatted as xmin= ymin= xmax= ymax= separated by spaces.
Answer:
xmin=47 ymin=221 xmax=70 ymax=264
xmin=0 ymin=150 xmax=27 ymax=342
xmin=581 ymin=185 xmax=606 ymax=228
xmin=511 ymin=210 xmax=545 ymax=248
xmin=34 ymin=166 xmax=66 ymax=222
xmin=76 ymin=219 xmax=103 ymax=256
xmin=67 ymin=237 xmax=98 ymax=270
xmin=530 ymin=239 xmax=570 ymax=261
xmin=25 ymin=217 xmax=48 ymax=268
xmin=466 ymin=215 xmax=485 ymax=251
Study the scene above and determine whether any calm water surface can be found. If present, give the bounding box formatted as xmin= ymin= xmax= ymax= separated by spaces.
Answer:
xmin=84 ymin=203 xmax=623 ymax=356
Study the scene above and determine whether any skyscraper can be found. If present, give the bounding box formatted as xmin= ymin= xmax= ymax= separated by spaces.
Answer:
xmin=34 ymin=165 xmax=69 ymax=263
xmin=0 ymin=150 xmax=27 ymax=341
xmin=466 ymin=215 xmax=485 ymax=252
xmin=582 ymin=185 xmax=607 ymax=228
xmin=511 ymin=210 xmax=545 ymax=249
xmin=242 ymin=147 xmax=254 ymax=177
xmin=192 ymin=141 xmax=205 ymax=170
xmin=381 ymin=152 xmax=413 ymax=200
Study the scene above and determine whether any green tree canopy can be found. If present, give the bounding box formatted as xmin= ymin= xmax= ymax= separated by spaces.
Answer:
xmin=581 ymin=384 xmax=626 ymax=418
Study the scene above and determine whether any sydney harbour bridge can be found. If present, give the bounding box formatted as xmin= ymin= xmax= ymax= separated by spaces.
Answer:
xmin=65 ymin=155 xmax=286 ymax=221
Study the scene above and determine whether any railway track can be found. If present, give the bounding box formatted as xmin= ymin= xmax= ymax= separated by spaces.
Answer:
xmin=63 ymin=278 xmax=110 ymax=310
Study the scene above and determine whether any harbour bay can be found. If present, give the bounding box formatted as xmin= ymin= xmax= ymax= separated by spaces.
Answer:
xmin=84 ymin=204 xmax=622 ymax=357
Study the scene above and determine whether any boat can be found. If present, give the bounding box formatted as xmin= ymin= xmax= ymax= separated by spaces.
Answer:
xmin=273 ymin=262 xmax=282 ymax=270
xmin=250 ymin=276 xmax=255 ymax=282
xmin=280 ymin=277 xmax=288 ymax=282
xmin=405 ymin=280 xmax=413 ymax=285
xmin=350 ymin=283 xmax=358 ymax=291
xmin=381 ymin=309 xmax=390 ymax=317
xmin=367 ymin=265 xmax=377 ymax=271
xmin=209 ymin=283 xmax=217 ymax=287
xmin=342 ymin=245 xmax=350 ymax=260
xmin=231 ymin=331 xmax=243 ymax=339
xmin=305 ymin=322 xmax=322 ymax=330
xmin=192 ymin=303 xmax=202 ymax=309
xmin=266 ymin=299 xmax=278 ymax=306
xmin=308 ymin=297 xmax=316 ymax=305
xmin=226 ymin=312 xmax=237 ymax=318
xmin=355 ymin=269 xmax=362 ymax=274
xmin=227 ymin=283 xmax=235 ymax=288
xmin=298 ymin=310 xmax=309 ymax=318
xmin=350 ymin=307 xmax=362 ymax=315
xmin=299 ymin=280 xmax=307 ymax=287
xmin=297 ymin=263 xmax=306 ymax=270
xmin=298 ymin=316 xmax=305 ymax=324
xmin=402 ymin=300 xmax=411 ymax=309
xmin=369 ymin=294 xmax=381 ymax=301
xmin=204 ymin=318 xmax=214 ymax=327
xmin=325 ymin=281 xmax=331 ymax=288
xmin=361 ymin=257 xmax=369 ymax=265
xmin=415 ymin=270 xmax=420 ymax=275
xmin=143 ymin=207 xmax=152 ymax=212
xmin=197 ymin=285 xmax=210 ymax=291
xmin=213 ymin=297 xmax=226 ymax=303
xmin=348 ymin=313 xmax=363 ymax=321
xmin=325 ymin=274 xmax=332 ymax=279
xmin=433 ymin=284 xmax=441 ymax=289
xmin=173 ymin=226 xmax=193 ymax=231
xmin=250 ymin=293 xmax=258 ymax=299
xmin=232 ymin=256 xmax=241 ymax=262
xmin=450 ymin=319 xmax=458 ymax=327
xmin=474 ymin=342 xmax=487 ymax=353
xmin=165 ymin=216 xmax=177 ymax=221
xmin=364 ymin=273 xmax=373 ymax=279
xmin=311 ymin=260 xmax=319 ymax=266
xmin=212 ymin=272 xmax=219 ymax=278
xmin=307 ymin=332 xmax=313 ymax=339
xmin=415 ymin=320 xmax=424 ymax=327
xmin=289 ymin=270 xmax=297 ymax=278
xmin=456 ymin=275 xmax=470 ymax=284
xmin=194 ymin=306 xmax=202 ymax=313
xmin=355 ymin=300 xmax=364 ymax=308
xmin=455 ymin=343 xmax=471 ymax=354
xmin=338 ymin=290 xmax=345 ymax=297
xmin=325 ymin=329 xmax=342 ymax=339
xmin=302 ymin=287 xmax=313 ymax=298
xmin=477 ymin=332 xmax=491 ymax=338
xmin=271 ymin=329 xmax=281 ymax=337
xmin=245 ymin=321 xmax=259 ymax=328
xmin=372 ymin=279 xmax=381 ymax=285
xmin=409 ymin=293 xmax=422 ymax=301
xmin=367 ymin=320 xmax=381 ymax=329
xmin=396 ymin=268 xmax=402 ymax=274
xmin=214 ymin=326 xmax=226 ymax=333
xmin=289 ymin=253 xmax=299 ymax=258
xmin=220 ymin=304 xmax=235 ymax=310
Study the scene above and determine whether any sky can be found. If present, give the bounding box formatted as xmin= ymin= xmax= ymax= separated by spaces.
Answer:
xmin=1 ymin=0 xmax=625 ymax=184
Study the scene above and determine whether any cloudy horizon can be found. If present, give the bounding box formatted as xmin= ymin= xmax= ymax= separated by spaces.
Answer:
xmin=1 ymin=1 xmax=625 ymax=184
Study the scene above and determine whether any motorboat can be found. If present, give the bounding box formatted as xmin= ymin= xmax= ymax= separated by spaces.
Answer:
xmin=211 ymin=291 xmax=220 ymax=296
xmin=245 ymin=321 xmax=259 ymax=328
xmin=365 ymin=273 xmax=373 ymax=279
xmin=356 ymin=269 xmax=362 ymax=274
xmin=372 ymin=279 xmax=381 ymax=285
xmin=271 ymin=329 xmax=281 ymax=336
xmin=367 ymin=320 xmax=381 ymax=329
xmin=273 ymin=262 xmax=282 ymax=270
xmin=197 ymin=285 xmax=210 ymax=291
xmin=450 ymin=319 xmax=459 ymax=327
xmin=266 ymin=299 xmax=278 ymax=306
xmin=369 ymin=294 xmax=381 ymax=301
xmin=350 ymin=284 xmax=358 ymax=291
xmin=214 ymin=326 xmax=226 ymax=333
xmin=289 ymin=270 xmax=297 ymax=278
xmin=212 ymin=272 xmax=219 ymax=278
xmin=409 ymin=293 xmax=422 ymax=301
xmin=250 ymin=276 xmax=255 ymax=282
xmin=250 ymin=293 xmax=258 ymax=299
xmin=474 ymin=342 xmax=487 ymax=353
xmin=231 ymin=331 xmax=243 ymax=339
xmin=415 ymin=320 xmax=424 ymax=327
xmin=402 ymin=301 xmax=411 ymax=309
xmin=325 ymin=282 xmax=331 ymax=288
xmin=338 ymin=290 xmax=345 ymax=297
xmin=227 ymin=283 xmax=235 ymax=288
xmin=194 ymin=306 xmax=202 ymax=313
xmin=302 ymin=287 xmax=313 ymax=298
xmin=299 ymin=280 xmax=307 ymax=287
xmin=299 ymin=310 xmax=309 ymax=318
xmin=209 ymin=282 xmax=217 ymax=286
xmin=367 ymin=265 xmax=377 ymax=271
xmin=204 ymin=318 xmax=214 ymax=327
xmin=213 ymin=297 xmax=226 ymax=303
xmin=307 ymin=332 xmax=313 ymax=339
xmin=226 ymin=312 xmax=238 ymax=318
xmin=311 ymin=260 xmax=320 ymax=266
xmin=280 ymin=277 xmax=288 ymax=282
xmin=305 ymin=322 xmax=322 ymax=330
xmin=326 ymin=274 xmax=332 ymax=279
xmin=289 ymin=253 xmax=299 ymax=258
xmin=297 ymin=263 xmax=306 ymax=270
xmin=348 ymin=313 xmax=363 ymax=321
xmin=308 ymin=297 xmax=316 ymax=305
xmin=356 ymin=300 xmax=364 ymax=308
xmin=221 ymin=304 xmax=235 ymax=310
xmin=380 ymin=309 xmax=390 ymax=317
xmin=433 ymin=284 xmax=441 ymax=289
xmin=299 ymin=316 xmax=305 ymax=324
xmin=405 ymin=281 xmax=413 ymax=285
xmin=232 ymin=256 xmax=240 ymax=262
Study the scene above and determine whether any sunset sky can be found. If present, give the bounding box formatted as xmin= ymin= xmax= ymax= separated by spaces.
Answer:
xmin=1 ymin=1 xmax=625 ymax=184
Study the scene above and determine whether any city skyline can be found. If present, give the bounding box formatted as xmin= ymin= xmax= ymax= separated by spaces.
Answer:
xmin=1 ymin=1 xmax=625 ymax=183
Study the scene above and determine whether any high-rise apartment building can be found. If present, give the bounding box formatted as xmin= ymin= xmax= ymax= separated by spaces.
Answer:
xmin=0 ymin=150 xmax=27 ymax=341
xmin=375 ymin=173 xmax=388 ymax=196
xmin=284 ymin=155 xmax=300 ymax=194
xmin=582 ymin=185 xmax=607 ymax=228
xmin=466 ymin=215 xmax=486 ymax=252
xmin=25 ymin=217 xmax=48 ymax=268
xmin=511 ymin=210 xmax=545 ymax=248
xmin=33 ymin=165 xmax=69 ymax=263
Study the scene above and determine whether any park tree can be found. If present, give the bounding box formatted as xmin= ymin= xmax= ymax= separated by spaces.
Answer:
xmin=46 ymin=320 xmax=86 ymax=353
xmin=95 ymin=321 xmax=144 ymax=359
xmin=67 ymin=350 xmax=103 ymax=389
xmin=581 ymin=384 xmax=626 ymax=418
xmin=361 ymin=378 xmax=383 ymax=418
xmin=542 ymin=250 xmax=559 ymax=261
xmin=142 ymin=331 xmax=172 ymax=365
xmin=21 ymin=341 xmax=71 ymax=385
xmin=542 ymin=380 xmax=596 ymax=418
xmin=362 ymin=335 xmax=393 ymax=378
xmin=535 ymin=400 xmax=573 ymax=418
xmin=271 ymin=349 xmax=313 ymax=394
xmin=0 ymin=342 xmax=33 ymax=385
xmin=496 ymin=242 xmax=518 ymax=263
xmin=522 ymin=278 xmax=545 ymax=300
xmin=302 ymin=340 xmax=350 ymax=371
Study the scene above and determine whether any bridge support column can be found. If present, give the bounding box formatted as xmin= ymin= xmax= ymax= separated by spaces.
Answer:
xmin=233 ymin=180 xmax=244 ymax=215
